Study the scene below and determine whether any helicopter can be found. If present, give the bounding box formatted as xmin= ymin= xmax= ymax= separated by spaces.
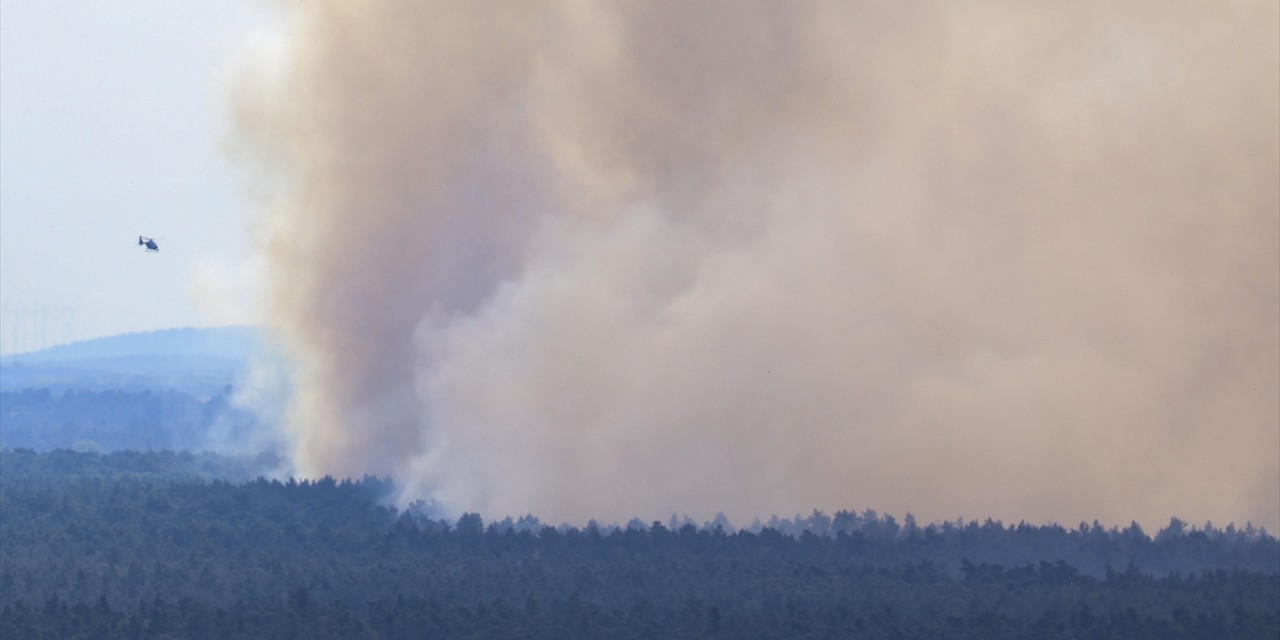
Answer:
xmin=138 ymin=236 xmax=159 ymax=252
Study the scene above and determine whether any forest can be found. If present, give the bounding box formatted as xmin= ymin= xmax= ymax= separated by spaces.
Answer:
xmin=1 ymin=449 xmax=1277 ymax=639
xmin=0 ymin=387 xmax=258 ymax=452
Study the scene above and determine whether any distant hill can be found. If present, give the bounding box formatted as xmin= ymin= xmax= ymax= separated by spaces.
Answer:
xmin=0 ymin=326 xmax=263 ymax=394
xmin=2 ymin=326 xmax=259 ymax=363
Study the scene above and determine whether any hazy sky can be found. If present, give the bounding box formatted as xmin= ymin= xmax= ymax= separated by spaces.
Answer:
xmin=0 ymin=1 xmax=273 ymax=354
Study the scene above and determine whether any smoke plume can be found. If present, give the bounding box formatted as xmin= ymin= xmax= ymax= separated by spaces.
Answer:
xmin=233 ymin=0 xmax=1280 ymax=530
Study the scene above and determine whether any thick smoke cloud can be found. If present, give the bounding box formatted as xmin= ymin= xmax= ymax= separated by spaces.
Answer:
xmin=234 ymin=0 xmax=1279 ymax=530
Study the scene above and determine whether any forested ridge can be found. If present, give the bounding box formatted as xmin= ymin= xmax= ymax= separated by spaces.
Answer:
xmin=1 ymin=388 xmax=259 ymax=453
xmin=2 ymin=449 xmax=1277 ymax=638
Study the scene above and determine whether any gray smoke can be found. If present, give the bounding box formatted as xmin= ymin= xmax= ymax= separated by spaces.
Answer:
xmin=233 ymin=0 xmax=1279 ymax=530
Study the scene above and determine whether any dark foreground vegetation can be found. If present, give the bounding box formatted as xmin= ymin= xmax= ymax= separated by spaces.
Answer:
xmin=2 ymin=449 xmax=1277 ymax=639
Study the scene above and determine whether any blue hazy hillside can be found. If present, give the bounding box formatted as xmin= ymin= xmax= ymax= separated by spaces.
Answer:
xmin=2 ymin=326 xmax=259 ymax=363
xmin=0 ymin=326 xmax=261 ymax=394
xmin=0 ymin=327 xmax=272 ymax=451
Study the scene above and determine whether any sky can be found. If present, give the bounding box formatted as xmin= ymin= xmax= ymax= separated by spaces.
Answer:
xmin=0 ymin=0 xmax=274 ymax=355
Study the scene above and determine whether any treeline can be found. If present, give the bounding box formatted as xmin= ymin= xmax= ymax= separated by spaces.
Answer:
xmin=0 ymin=448 xmax=284 ymax=485
xmin=0 ymin=388 xmax=260 ymax=452
xmin=1 ymin=450 xmax=1276 ymax=639
xmin=6 ymin=583 xmax=1276 ymax=640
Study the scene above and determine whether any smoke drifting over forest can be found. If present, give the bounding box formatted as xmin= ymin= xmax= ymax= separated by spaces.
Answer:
xmin=233 ymin=1 xmax=1279 ymax=530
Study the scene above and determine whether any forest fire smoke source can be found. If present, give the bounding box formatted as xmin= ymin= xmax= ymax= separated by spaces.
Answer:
xmin=234 ymin=0 xmax=1280 ymax=530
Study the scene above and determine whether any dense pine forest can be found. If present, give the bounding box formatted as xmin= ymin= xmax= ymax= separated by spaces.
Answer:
xmin=1 ymin=449 xmax=1277 ymax=638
